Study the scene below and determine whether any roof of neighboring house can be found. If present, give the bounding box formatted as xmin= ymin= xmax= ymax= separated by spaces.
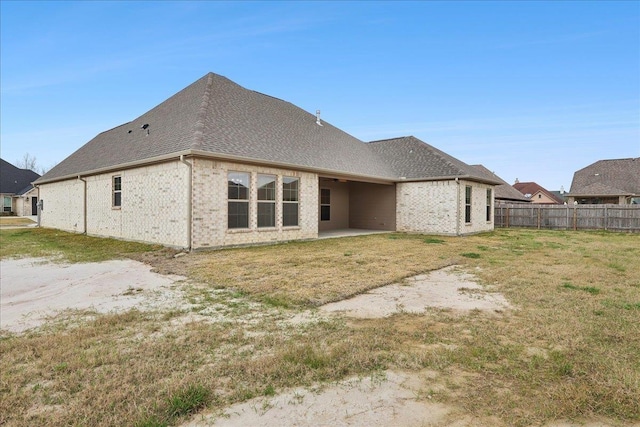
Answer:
xmin=470 ymin=165 xmax=530 ymax=202
xmin=0 ymin=158 xmax=41 ymax=195
xmin=513 ymin=181 xmax=565 ymax=204
xmin=36 ymin=72 xmax=497 ymax=186
xmin=568 ymin=158 xmax=640 ymax=197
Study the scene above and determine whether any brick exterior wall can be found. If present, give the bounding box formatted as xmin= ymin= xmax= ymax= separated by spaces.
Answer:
xmin=86 ymin=162 xmax=189 ymax=247
xmin=191 ymin=159 xmax=318 ymax=249
xmin=39 ymin=161 xmax=190 ymax=247
xmin=396 ymin=179 xmax=493 ymax=235
xmin=39 ymin=179 xmax=85 ymax=232
xmin=38 ymin=158 xmax=493 ymax=248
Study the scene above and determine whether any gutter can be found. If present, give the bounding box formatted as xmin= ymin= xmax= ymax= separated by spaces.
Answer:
xmin=179 ymin=155 xmax=192 ymax=251
xmin=77 ymin=176 xmax=87 ymax=234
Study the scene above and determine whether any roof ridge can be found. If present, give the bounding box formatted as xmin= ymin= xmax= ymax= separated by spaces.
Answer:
xmin=409 ymin=135 xmax=468 ymax=175
xmin=368 ymin=136 xmax=411 ymax=144
xmin=192 ymin=73 xmax=215 ymax=150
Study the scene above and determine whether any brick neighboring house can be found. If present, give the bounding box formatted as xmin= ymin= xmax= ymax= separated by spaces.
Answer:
xmin=34 ymin=72 xmax=500 ymax=249
xmin=471 ymin=165 xmax=530 ymax=203
xmin=0 ymin=158 xmax=40 ymax=216
xmin=513 ymin=181 xmax=564 ymax=205
xmin=566 ymin=158 xmax=640 ymax=205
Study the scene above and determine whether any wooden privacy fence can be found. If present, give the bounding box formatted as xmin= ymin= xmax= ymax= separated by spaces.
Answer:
xmin=494 ymin=204 xmax=640 ymax=232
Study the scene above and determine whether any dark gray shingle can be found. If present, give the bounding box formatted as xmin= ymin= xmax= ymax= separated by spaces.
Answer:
xmin=36 ymin=73 xmax=498 ymax=185
xmin=0 ymin=158 xmax=41 ymax=194
xmin=568 ymin=158 xmax=640 ymax=197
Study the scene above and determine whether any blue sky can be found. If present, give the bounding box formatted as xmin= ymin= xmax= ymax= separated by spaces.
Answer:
xmin=1 ymin=1 xmax=638 ymax=191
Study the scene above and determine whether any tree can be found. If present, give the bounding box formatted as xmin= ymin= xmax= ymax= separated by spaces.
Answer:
xmin=15 ymin=153 xmax=50 ymax=175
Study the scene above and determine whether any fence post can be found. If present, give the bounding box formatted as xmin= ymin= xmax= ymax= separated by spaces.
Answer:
xmin=537 ymin=207 xmax=541 ymax=229
xmin=506 ymin=207 xmax=510 ymax=228
xmin=604 ymin=205 xmax=608 ymax=231
xmin=573 ymin=207 xmax=577 ymax=231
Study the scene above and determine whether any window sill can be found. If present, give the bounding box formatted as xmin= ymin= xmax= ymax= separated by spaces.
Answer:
xmin=112 ymin=206 xmax=121 ymax=210
xmin=257 ymin=227 xmax=277 ymax=232
xmin=282 ymin=226 xmax=301 ymax=231
xmin=227 ymin=228 xmax=252 ymax=234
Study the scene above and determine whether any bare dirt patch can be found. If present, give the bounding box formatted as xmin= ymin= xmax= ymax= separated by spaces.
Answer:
xmin=320 ymin=265 xmax=511 ymax=318
xmin=0 ymin=257 xmax=186 ymax=333
xmin=184 ymin=370 xmax=452 ymax=427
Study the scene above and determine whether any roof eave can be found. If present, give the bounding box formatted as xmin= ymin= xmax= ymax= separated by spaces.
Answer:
xmin=33 ymin=149 xmax=503 ymax=187
xmin=396 ymin=174 xmax=502 ymax=185
xmin=566 ymin=192 xmax=635 ymax=197
xmin=34 ymin=150 xmax=194 ymax=185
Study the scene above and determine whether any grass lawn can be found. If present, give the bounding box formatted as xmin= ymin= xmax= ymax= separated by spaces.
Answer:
xmin=1 ymin=228 xmax=638 ymax=426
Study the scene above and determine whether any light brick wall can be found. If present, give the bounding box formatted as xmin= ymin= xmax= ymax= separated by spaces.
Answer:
xmin=459 ymin=180 xmax=494 ymax=234
xmin=39 ymin=179 xmax=85 ymax=232
xmin=39 ymin=161 xmax=190 ymax=247
xmin=85 ymin=162 xmax=189 ymax=247
xmin=396 ymin=180 xmax=494 ymax=235
xmin=192 ymin=159 xmax=318 ymax=249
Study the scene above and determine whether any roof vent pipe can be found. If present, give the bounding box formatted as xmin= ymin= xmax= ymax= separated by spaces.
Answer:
xmin=316 ymin=110 xmax=322 ymax=126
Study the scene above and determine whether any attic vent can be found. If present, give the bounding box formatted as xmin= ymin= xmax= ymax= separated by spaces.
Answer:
xmin=316 ymin=110 xmax=323 ymax=126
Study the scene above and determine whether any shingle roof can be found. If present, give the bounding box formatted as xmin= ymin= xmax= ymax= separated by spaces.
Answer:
xmin=471 ymin=165 xmax=530 ymax=202
xmin=36 ymin=72 xmax=497 ymax=185
xmin=568 ymin=158 xmax=640 ymax=197
xmin=0 ymin=158 xmax=41 ymax=195
xmin=367 ymin=136 xmax=500 ymax=183
xmin=513 ymin=181 xmax=564 ymax=204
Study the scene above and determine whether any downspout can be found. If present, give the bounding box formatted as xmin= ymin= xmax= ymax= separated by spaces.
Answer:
xmin=455 ymin=177 xmax=461 ymax=236
xmin=179 ymin=155 xmax=193 ymax=251
xmin=78 ymin=176 xmax=87 ymax=234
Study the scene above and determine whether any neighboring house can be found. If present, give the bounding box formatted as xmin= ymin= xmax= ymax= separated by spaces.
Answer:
xmin=566 ymin=158 xmax=640 ymax=205
xmin=513 ymin=181 xmax=565 ymax=204
xmin=0 ymin=158 xmax=40 ymax=216
xmin=471 ymin=165 xmax=530 ymax=203
xmin=34 ymin=72 xmax=499 ymax=249
xmin=549 ymin=189 xmax=568 ymax=204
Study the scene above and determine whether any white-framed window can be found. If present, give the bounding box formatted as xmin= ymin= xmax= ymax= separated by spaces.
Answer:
xmin=228 ymin=172 xmax=250 ymax=229
xmin=282 ymin=177 xmax=299 ymax=227
xmin=320 ymin=188 xmax=330 ymax=221
xmin=257 ymin=174 xmax=276 ymax=228
xmin=465 ymin=186 xmax=472 ymax=223
xmin=112 ymin=176 xmax=122 ymax=208
xmin=486 ymin=188 xmax=492 ymax=221
xmin=3 ymin=196 xmax=12 ymax=212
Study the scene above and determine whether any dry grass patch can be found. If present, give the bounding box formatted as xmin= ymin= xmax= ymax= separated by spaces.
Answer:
xmin=171 ymin=234 xmax=468 ymax=307
xmin=1 ymin=229 xmax=639 ymax=426
xmin=0 ymin=216 xmax=35 ymax=226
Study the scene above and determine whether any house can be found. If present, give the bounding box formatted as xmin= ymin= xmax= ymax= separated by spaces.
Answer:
xmin=513 ymin=181 xmax=565 ymax=205
xmin=0 ymin=158 xmax=40 ymax=216
xmin=471 ymin=165 xmax=530 ymax=203
xmin=566 ymin=158 xmax=640 ymax=205
xmin=34 ymin=72 xmax=500 ymax=249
